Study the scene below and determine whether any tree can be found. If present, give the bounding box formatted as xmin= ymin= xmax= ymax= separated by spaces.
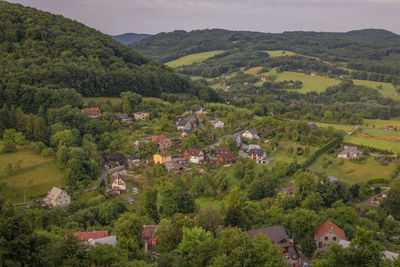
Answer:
xmin=383 ymin=183 xmax=400 ymax=220
xmin=295 ymin=172 xmax=316 ymax=203
xmin=197 ymin=207 xmax=223 ymax=232
xmin=177 ymin=227 xmax=216 ymax=267
xmin=301 ymin=234 xmax=316 ymax=258
xmin=274 ymin=192 xmax=296 ymax=210
xmin=1 ymin=139 xmax=16 ymax=153
xmin=224 ymin=186 xmax=248 ymax=228
xmin=287 ymin=208 xmax=318 ymax=238
xmin=158 ymin=185 xmax=195 ymax=217
xmin=181 ymin=134 xmax=200 ymax=150
xmin=114 ymin=212 xmax=148 ymax=257
xmin=137 ymin=188 xmax=159 ymax=223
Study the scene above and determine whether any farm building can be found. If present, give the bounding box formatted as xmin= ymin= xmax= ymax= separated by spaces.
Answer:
xmin=337 ymin=146 xmax=362 ymax=159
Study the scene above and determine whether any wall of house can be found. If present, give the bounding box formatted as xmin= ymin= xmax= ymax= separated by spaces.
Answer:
xmin=316 ymin=230 xmax=344 ymax=251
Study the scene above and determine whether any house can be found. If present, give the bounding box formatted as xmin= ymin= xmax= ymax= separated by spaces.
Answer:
xmin=180 ymin=129 xmax=194 ymax=138
xmin=247 ymin=226 xmax=293 ymax=253
xmin=247 ymin=149 xmax=273 ymax=165
xmin=213 ymin=146 xmax=231 ymax=156
xmin=209 ymin=117 xmax=224 ymax=129
xmin=246 ymin=144 xmax=262 ymax=151
xmin=133 ymin=112 xmax=149 ymax=121
xmin=314 ymin=220 xmax=346 ymax=251
xmin=43 ymin=187 xmax=71 ymax=208
xmin=111 ymin=174 xmax=127 ymax=192
xmin=226 ymin=133 xmax=242 ymax=147
xmin=182 ymin=148 xmax=204 ymax=164
xmin=260 ymin=76 xmax=267 ymax=82
xmin=142 ymin=225 xmax=158 ymax=253
xmin=154 ymin=153 xmax=172 ymax=164
xmin=241 ymin=129 xmax=259 ymax=140
xmin=224 ymin=85 xmax=231 ymax=92
xmin=128 ymin=154 xmax=140 ymax=167
xmin=308 ymin=123 xmax=319 ymax=130
xmin=337 ymin=146 xmax=362 ymax=159
xmin=194 ymin=106 xmax=206 ymax=116
xmin=164 ymin=162 xmax=184 ymax=174
xmin=71 ymin=231 xmax=108 ymax=242
xmin=152 ymin=134 xmax=172 ymax=150
xmin=177 ymin=119 xmax=192 ymax=131
xmin=116 ymin=113 xmax=133 ymax=123
xmin=106 ymin=151 xmax=127 ymax=166
xmin=81 ymin=107 xmax=101 ymax=118
xmin=218 ymin=152 xmax=236 ymax=166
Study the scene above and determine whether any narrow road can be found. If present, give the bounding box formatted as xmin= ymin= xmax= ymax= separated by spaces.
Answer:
xmin=356 ymin=187 xmax=390 ymax=207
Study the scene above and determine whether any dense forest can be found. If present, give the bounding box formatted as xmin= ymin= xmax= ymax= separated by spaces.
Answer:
xmin=0 ymin=2 xmax=221 ymax=110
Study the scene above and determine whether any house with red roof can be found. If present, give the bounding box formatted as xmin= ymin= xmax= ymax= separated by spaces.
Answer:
xmin=314 ymin=220 xmax=346 ymax=251
xmin=152 ymin=134 xmax=172 ymax=150
xmin=70 ymin=230 xmax=109 ymax=241
xmin=81 ymin=107 xmax=101 ymax=118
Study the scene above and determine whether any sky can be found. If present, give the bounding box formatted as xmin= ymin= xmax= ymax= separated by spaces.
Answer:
xmin=7 ymin=0 xmax=400 ymax=35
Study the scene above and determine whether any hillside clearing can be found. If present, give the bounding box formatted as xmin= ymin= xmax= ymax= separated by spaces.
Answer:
xmin=166 ymin=50 xmax=225 ymax=67
xmin=265 ymin=50 xmax=296 ymax=57
xmin=343 ymin=135 xmax=400 ymax=153
xmin=0 ymin=146 xmax=64 ymax=203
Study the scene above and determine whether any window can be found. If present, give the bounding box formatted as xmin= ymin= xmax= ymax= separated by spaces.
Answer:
xmin=333 ymin=237 xmax=337 ymax=241
xmin=318 ymin=241 xmax=322 ymax=248
xmin=324 ymin=236 xmax=328 ymax=241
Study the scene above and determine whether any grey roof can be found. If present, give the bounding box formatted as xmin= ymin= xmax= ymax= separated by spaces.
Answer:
xmin=248 ymin=149 xmax=266 ymax=157
xmin=194 ymin=106 xmax=202 ymax=111
xmin=183 ymin=129 xmax=194 ymax=135
xmin=118 ymin=113 xmax=130 ymax=119
xmin=88 ymin=236 xmax=117 ymax=247
xmin=248 ymin=129 xmax=258 ymax=136
xmin=247 ymin=226 xmax=290 ymax=248
xmin=186 ymin=116 xmax=197 ymax=123
xmin=128 ymin=154 xmax=139 ymax=161
xmin=345 ymin=146 xmax=361 ymax=154
xmin=177 ymin=119 xmax=190 ymax=127
xmin=328 ymin=176 xmax=338 ymax=182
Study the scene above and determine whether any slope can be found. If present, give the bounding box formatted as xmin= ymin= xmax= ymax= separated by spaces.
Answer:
xmin=111 ymin=33 xmax=152 ymax=45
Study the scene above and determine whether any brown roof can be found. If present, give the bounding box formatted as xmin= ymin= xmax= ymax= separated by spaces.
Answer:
xmin=186 ymin=147 xmax=202 ymax=157
xmin=70 ymin=230 xmax=108 ymax=241
xmin=247 ymin=226 xmax=290 ymax=248
xmin=152 ymin=134 xmax=169 ymax=143
xmin=214 ymin=147 xmax=231 ymax=155
xmin=158 ymin=152 xmax=171 ymax=157
xmin=81 ymin=107 xmax=101 ymax=116
xmin=314 ymin=220 xmax=346 ymax=240
xmin=142 ymin=225 xmax=157 ymax=241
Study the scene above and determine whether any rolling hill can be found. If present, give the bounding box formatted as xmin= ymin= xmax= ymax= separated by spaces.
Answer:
xmin=111 ymin=33 xmax=152 ymax=45
xmin=0 ymin=2 xmax=220 ymax=109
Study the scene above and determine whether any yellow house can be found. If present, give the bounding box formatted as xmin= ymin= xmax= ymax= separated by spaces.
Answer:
xmin=153 ymin=152 xmax=172 ymax=164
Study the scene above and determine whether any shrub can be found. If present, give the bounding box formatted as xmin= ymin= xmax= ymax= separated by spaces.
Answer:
xmin=41 ymin=148 xmax=55 ymax=157
xmin=32 ymin=142 xmax=47 ymax=154
xmin=1 ymin=139 xmax=17 ymax=153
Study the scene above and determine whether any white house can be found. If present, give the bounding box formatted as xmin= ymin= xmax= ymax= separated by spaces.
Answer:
xmin=241 ymin=129 xmax=259 ymax=140
xmin=209 ymin=117 xmax=224 ymax=129
xmin=111 ymin=174 xmax=127 ymax=192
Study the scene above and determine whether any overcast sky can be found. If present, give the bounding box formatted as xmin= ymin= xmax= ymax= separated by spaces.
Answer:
xmin=7 ymin=0 xmax=400 ymax=35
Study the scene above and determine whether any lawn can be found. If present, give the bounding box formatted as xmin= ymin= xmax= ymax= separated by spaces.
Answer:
xmin=265 ymin=50 xmax=296 ymax=57
xmin=269 ymin=140 xmax=316 ymax=165
xmin=245 ymin=66 xmax=263 ymax=75
xmin=308 ymin=155 xmax=395 ymax=185
xmin=0 ymin=146 xmax=64 ymax=203
xmin=195 ymin=197 xmax=224 ymax=210
xmin=259 ymin=70 xmax=340 ymax=93
xmin=314 ymin=122 xmax=355 ymax=132
xmin=363 ymin=119 xmax=400 ymax=129
xmin=343 ymin=135 xmax=400 ymax=153
xmin=166 ymin=50 xmax=225 ymax=67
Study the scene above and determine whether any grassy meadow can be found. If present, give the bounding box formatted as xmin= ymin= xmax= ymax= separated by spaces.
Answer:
xmin=166 ymin=50 xmax=225 ymax=67
xmin=343 ymin=135 xmax=400 ymax=153
xmin=308 ymin=155 xmax=395 ymax=184
xmin=265 ymin=50 xmax=296 ymax=57
xmin=0 ymin=145 xmax=64 ymax=203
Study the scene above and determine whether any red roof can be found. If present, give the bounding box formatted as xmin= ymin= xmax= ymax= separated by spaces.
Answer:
xmin=81 ymin=107 xmax=101 ymax=116
xmin=71 ymin=230 xmax=108 ymax=241
xmin=314 ymin=220 xmax=346 ymax=240
xmin=152 ymin=134 xmax=168 ymax=143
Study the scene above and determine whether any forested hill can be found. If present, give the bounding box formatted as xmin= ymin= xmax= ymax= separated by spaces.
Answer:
xmin=0 ymin=2 xmax=218 ymax=109
xmin=132 ymin=28 xmax=400 ymax=63
xmin=111 ymin=33 xmax=152 ymax=45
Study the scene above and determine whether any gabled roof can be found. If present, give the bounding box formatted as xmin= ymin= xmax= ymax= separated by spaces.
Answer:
xmin=344 ymin=146 xmax=361 ymax=154
xmin=152 ymin=134 xmax=169 ymax=143
xmin=194 ymin=106 xmax=202 ymax=112
xmin=248 ymin=148 xmax=266 ymax=157
xmin=107 ymin=151 xmax=126 ymax=161
xmin=81 ymin=107 xmax=101 ymax=116
xmin=177 ymin=119 xmax=190 ymax=127
xmin=111 ymin=173 xmax=127 ymax=185
xmin=117 ymin=113 xmax=130 ymax=119
xmin=88 ymin=236 xmax=117 ymax=246
xmin=186 ymin=147 xmax=203 ymax=157
xmin=47 ymin=187 xmax=68 ymax=200
xmin=247 ymin=226 xmax=290 ymax=248
xmin=314 ymin=220 xmax=346 ymax=240
xmin=72 ymin=230 xmax=108 ymax=241
xmin=247 ymin=129 xmax=258 ymax=136
xmin=142 ymin=225 xmax=158 ymax=240
xmin=157 ymin=152 xmax=171 ymax=157
xmin=128 ymin=154 xmax=139 ymax=161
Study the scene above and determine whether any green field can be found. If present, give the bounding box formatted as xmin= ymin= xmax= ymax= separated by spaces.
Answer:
xmin=166 ymin=50 xmax=225 ymax=67
xmin=260 ymin=70 xmax=339 ymax=93
xmin=362 ymin=128 xmax=400 ymax=137
xmin=309 ymin=155 xmax=395 ymax=184
xmin=0 ymin=146 xmax=64 ymax=203
xmin=314 ymin=122 xmax=355 ymax=132
xmin=343 ymin=135 xmax=400 ymax=153
xmin=364 ymin=119 xmax=400 ymax=129
xmin=265 ymin=50 xmax=296 ymax=57
xmin=195 ymin=197 xmax=223 ymax=210
xmin=269 ymin=140 xmax=317 ymax=164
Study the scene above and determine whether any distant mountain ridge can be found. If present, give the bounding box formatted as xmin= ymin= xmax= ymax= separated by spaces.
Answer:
xmin=132 ymin=28 xmax=400 ymax=63
xmin=111 ymin=33 xmax=152 ymax=45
